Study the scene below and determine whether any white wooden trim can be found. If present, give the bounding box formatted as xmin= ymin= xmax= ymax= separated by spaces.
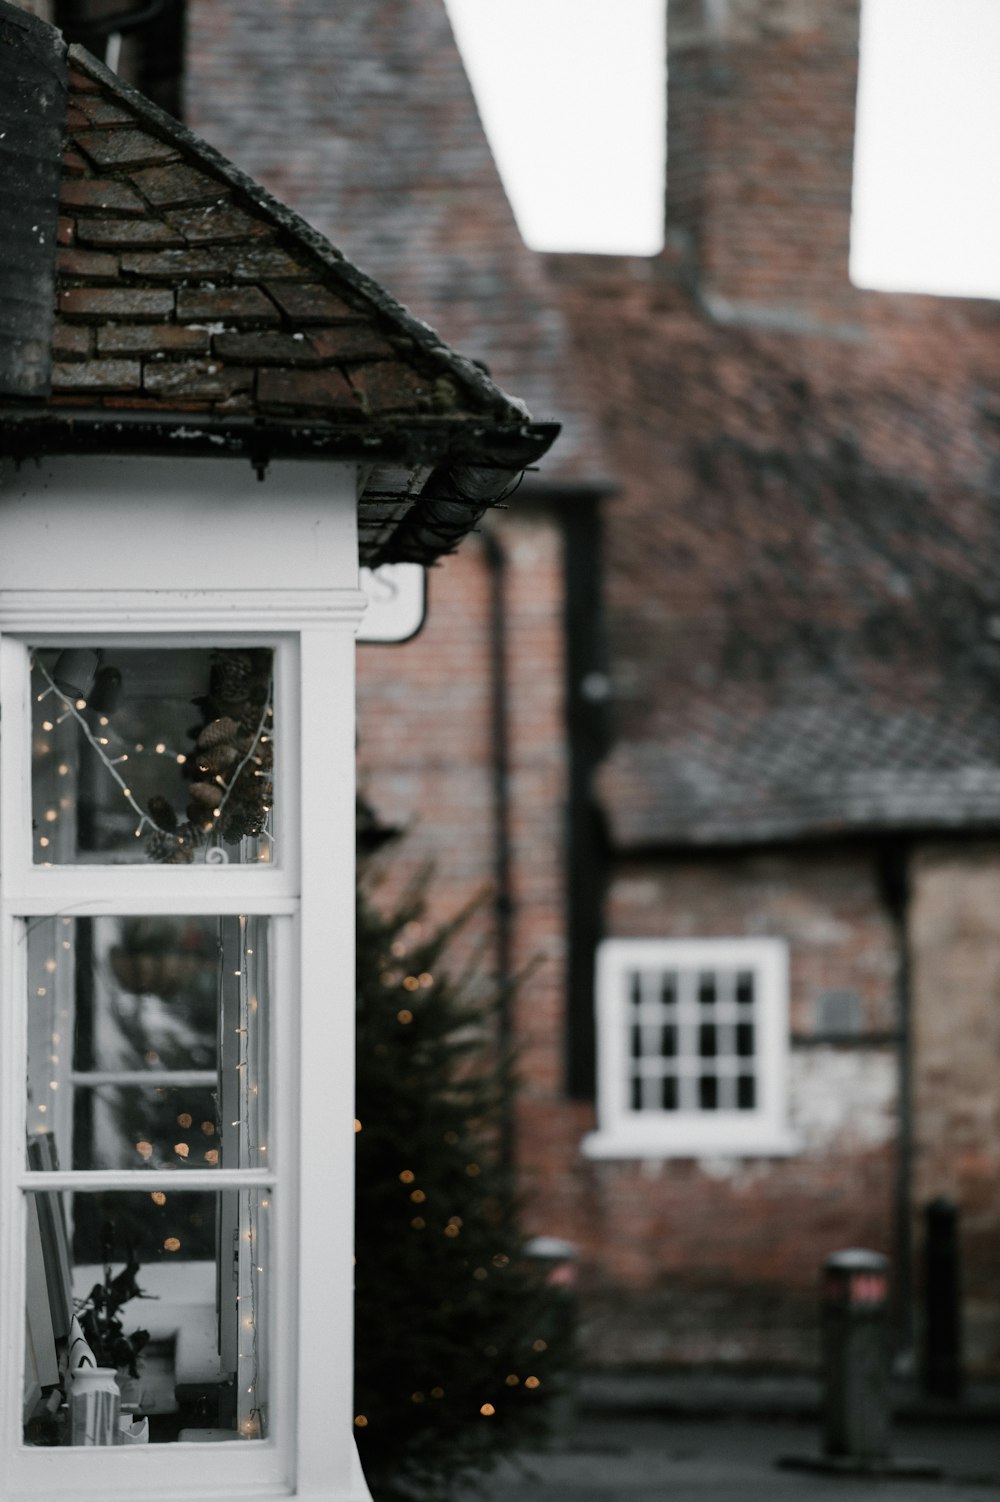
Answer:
xmin=0 ymin=589 xmax=368 ymax=632
xmin=17 ymin=1170 xmax=276 ymax=1192
xmin=4 ymin=889 xmax=299 ymax=916
xmin=69 ymin=1070 xmax=217 ymax=1088
xmin=294 ymin=627 xmax=364 ymax=1499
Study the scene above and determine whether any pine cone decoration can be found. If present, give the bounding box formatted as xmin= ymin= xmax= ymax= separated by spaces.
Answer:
xmin=211 ymin=651 xmax=253 ymax=706
xmin=189 ymin=781 xmax=223 ymax=809
xmin=197 ymin=716 xmax=240 ymax=750
xmin=196 ymin=744 xmax=240 ymax=776
xmin=146 ymin=828 xmax=194 ymax=865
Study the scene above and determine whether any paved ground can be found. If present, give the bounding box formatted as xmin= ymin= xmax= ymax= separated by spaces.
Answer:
xmin=456 ymin=1378 xmax=1000 ymax=1502
xmin=459 ymin=1414 xmax=1000 ymax=1501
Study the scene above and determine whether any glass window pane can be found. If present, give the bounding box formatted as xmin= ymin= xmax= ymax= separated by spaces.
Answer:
xmin=31 ymin=647 xmax=275 ymax=866
xmin=698 ymin=1074 xmax=718 ymax=1110
xmin=26 ymin=916 xmax=270 ymax=1172
xmin=735 ymin=971 xmax=755 ymax=1006
xmin=23 ymin=1188 xmax=271 ymax=1444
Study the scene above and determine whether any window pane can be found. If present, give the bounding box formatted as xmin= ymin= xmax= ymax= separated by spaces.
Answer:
xmin=698 ymin=1075 xmax=718 ymax=1110
xmin=697 ymin=972 xmax=716 ymax=1006
xmin=23 ymin=1188 xmax=272 ymax=1444
xmin=26 ymin=916 xmax=270 ymax=1172
xmin=737 ymin=1075 xmax=757 ymax=1110
xmin=31 ymin=647 xmax=275 ymax=866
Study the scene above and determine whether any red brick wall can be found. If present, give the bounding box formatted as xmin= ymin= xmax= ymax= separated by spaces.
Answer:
xmin=357 ymin=509 xmax=571 ymax=1123
xmin=530 ymin=847 xmax=900 ymax=1369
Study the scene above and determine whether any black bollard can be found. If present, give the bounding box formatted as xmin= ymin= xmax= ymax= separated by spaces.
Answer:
xmin=923 ymin=1196 xmax=962 ymax=1400
xmin=822 ymin=1249 xmax=891 ymax=1461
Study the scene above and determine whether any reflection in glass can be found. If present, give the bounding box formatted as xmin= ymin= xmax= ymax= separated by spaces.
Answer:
xmin=31 ymin=646 xmax=274 ymax=866
xmin=23 ymin=1189 xmax=271 ymax=1444
xmin=26 ymin=916 xmax=270 ymax=1173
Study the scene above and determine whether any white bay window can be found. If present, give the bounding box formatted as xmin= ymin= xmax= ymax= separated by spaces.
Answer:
xmin=0 ymin=456 xmax=368 ymax=1500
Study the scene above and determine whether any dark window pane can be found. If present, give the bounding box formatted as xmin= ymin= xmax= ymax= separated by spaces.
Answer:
xmin=736 ymin=971 xmax=755 ymax=1005
xmin=737 ymin=1075 xmax=756 ymax=1110
xmin=630 ymin=1024 xmax=643 ymax=1061
xmin=697 ymin=972 xmax=717 ymax=1006
xmin=659 ymin=971 xmax=676 ymax=1005
xmin=736 ymin=1022 xmax=755 ymax=1057
xmin=660 ymin=1024 xmax=677 ymax=1058
xmin=698 ymin=1075 xmax=718 ymax=1110
xmin=698 ymin=1023 xmax=717 ymax=1058
xmin=630 ymin=1075 xmax=643 ymax=1112
xmin=629 ymin=971 xmax=642 ymax=1007
xmin=661 ymin=1076 xmax=677 ymax=1111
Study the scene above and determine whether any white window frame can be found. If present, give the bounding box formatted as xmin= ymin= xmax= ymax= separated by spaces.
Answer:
xmin=583 ymin=936 xmax=797 ymax=1159
xmin=0 ymin=456 xmax=373 ymax=1502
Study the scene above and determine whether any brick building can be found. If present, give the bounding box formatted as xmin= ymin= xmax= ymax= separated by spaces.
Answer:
xmin=169 ymin=0 xmax=1000 ymax=1374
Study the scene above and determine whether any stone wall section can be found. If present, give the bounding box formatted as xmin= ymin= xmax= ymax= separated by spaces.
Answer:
xmin=909 ymin=845 xmax=1000 ymax=1374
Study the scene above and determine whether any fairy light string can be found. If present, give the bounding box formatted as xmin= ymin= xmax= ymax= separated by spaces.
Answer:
xmin=215 ymin=683 xmax=274 ymax=828
xmin=32 ymin=653 xmax=156 ymax=840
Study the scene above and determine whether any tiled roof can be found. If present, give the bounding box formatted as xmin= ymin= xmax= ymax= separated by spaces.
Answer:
xmin=0 ymin=33 xmax=558 ymax=565
xmin=599 ymin=691 xmax=1000 ymax=848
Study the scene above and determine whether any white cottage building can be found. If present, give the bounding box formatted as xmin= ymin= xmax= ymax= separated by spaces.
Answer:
xmin=0 ymin=6 xmax=556 ymax=1497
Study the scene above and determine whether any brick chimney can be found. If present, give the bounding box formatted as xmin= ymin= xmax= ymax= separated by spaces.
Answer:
xmin=666 ymin=0 xmax=862 ymax=318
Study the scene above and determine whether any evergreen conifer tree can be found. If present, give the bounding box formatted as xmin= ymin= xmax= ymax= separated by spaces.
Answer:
xmin=354 ymin=873 xmax=570 ymax=1502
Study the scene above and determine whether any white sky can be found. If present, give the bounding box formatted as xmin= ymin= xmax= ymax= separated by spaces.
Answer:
xmin=851 ymin=0 xmax=1000 ymax=300
xmin=444 ymin=0 xmax=1000 ymax=300
xmin=443 ymin=0 xmax=666 ymax=256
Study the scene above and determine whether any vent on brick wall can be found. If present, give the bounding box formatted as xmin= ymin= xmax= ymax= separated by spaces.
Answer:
xmin=813 ymin=988 xmax=862 ymax=1037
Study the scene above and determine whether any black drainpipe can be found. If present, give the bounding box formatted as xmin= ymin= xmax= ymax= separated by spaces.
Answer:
xmin=483 ymin=529 xmax=515 ymax=1176
xmin=563 ymin=497 xmax=611 ymax=1100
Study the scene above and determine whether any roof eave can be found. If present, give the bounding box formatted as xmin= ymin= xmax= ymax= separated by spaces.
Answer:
xmin=0 ymin=406 xmax=557 ymax=470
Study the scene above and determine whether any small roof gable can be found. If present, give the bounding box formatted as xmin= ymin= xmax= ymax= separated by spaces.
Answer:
xmin=0 ymin=28 xmax=558 ymax=565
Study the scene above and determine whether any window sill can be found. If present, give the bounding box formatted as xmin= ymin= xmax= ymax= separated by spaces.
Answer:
xmin=581 ymin=1125 xmax=800 ymax=1161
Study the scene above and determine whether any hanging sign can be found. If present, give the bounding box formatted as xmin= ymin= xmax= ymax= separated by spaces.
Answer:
xmin=358 ymin=563 xmax=426 ymax=643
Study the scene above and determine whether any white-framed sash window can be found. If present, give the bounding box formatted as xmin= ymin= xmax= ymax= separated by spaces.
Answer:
xmin=583 ymin=937 xmax=796 ymax=1159
xmin=0 ymin=455 xmax=372 ymax=1502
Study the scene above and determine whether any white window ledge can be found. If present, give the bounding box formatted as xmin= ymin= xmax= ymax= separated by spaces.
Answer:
xmin=581 ymin=1126 xmax=800 ymax=1161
